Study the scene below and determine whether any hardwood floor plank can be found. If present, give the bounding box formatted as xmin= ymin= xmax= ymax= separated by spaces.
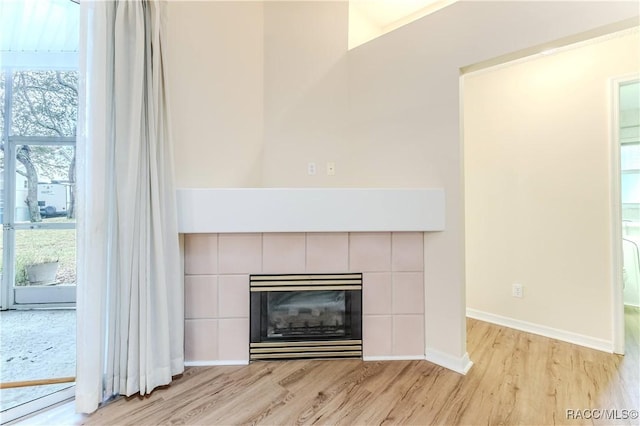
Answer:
xmin=323 ymin=362 xmax=421 ymax=425
xmin=256 ymin=361 xmax=369 ymax=425
xmin=16 ymin=311 xmax=640 ymax=426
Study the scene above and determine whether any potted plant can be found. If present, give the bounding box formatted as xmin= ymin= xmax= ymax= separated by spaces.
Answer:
xmin=16 ymin=254 xmax=59 ymax=286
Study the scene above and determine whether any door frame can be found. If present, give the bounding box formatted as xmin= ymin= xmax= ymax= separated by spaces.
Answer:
xmin=610 ymin=73 xmax=639 ymax=355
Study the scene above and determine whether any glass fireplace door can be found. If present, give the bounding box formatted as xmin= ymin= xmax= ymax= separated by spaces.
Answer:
xmin=266 ymin=290 xmax=348 ymax=339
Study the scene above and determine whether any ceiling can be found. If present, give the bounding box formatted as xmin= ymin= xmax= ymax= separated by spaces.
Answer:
xmin=0 ymin=0 xmax=79 ymax=69
xmin=348 ymin=0 xmax=457 ymax=48
xmin=0 ymin=0 xmax=454 ymax=67
xmin=350 ymin=0 xmax=454 ymax=32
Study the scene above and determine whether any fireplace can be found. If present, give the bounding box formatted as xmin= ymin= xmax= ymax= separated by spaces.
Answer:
xmin=250 ymin=273 xmax=362 ymax=361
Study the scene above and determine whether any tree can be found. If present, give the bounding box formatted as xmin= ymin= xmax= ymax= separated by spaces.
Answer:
xmin=0 ymin=70 xmax=78 ymax=222
xmin=16 ymin=145 xmax=40 ymax=222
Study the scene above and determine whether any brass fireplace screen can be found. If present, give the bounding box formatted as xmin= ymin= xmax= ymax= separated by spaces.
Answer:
xmin=249 ymin=273 xmax=363 ymax=361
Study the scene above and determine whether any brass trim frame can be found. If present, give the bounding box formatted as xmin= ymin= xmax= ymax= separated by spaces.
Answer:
xmin=251 ymin=339 xmax=362 ymax=348
xmin=249 ymin=273 xmax=363 ymax=361
xmin=249 ymin=274 xmax=363 ymax=292
xmin=250 ymin=340 xmax=362 ymax=360
xmin=250 ymin=285 xmax=361 ymax=292
xmin=251 ymin=279 xmax=362 ymax=286
xmin=251 ymin=274 xmax=362 ymax=281
xmin=251 ymin=346 xmax=362 ymax=354
xmin=250 ymin=351 xmax=362 ymax=360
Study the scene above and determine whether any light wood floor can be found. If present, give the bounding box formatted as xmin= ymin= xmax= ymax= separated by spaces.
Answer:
xmin=20 ymin=309 xmax=640 ymax=425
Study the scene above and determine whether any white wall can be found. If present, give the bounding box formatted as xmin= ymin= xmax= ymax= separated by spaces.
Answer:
xmin=166 ymin=1 xmax=264 ymax=188
xmin=464 ymin=30 xmax=640 ymax=348
xmin=262 ymin=1 xmax=350 ymax=187
xmin=165 ymin=0 xmax=639 ymax=366
xmin=345 ymin=1 xmax=637 ymax=365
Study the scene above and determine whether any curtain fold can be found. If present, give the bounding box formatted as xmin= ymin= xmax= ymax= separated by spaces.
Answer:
xmin=76 ymin=0 xmax=183 ymax=414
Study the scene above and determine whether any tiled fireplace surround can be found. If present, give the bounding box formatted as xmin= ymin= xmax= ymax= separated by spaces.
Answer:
xmin=183 ymin=232 xmax=425 ymax=364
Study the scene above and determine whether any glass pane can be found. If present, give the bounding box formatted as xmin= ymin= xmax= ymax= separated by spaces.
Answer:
xmin=1 ymin=147 xmax=4 ymax=276
xmin=622 ymin=172 xmax=640 ymax=205
xmin=10 ymin=71 xmax=78 ymax=138
xmin=621 ymin=144 xmax=640 ymax=171
xmin=14 ymin=144 xmax=76 ymax=224
xmin=267 ymin=291 xmax=347 ymax=338
xmin=1 ymin=72 xmax=5 ymax=277
xmin=14 ymin=228 xmax=76 ymax=288
xmin=1 ymin=71 xmax=5 ymax=137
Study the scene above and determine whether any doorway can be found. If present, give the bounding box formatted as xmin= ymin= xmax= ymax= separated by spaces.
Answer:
xmin=463 ymin=28 xmax=639 ymax=353
xmin=613 ymin=77 xmax=640 ymax=355
xmin=1 ymin=72 xmax=78 ymax=423
xmin=0 ymin=0 xmax=80 ymax=419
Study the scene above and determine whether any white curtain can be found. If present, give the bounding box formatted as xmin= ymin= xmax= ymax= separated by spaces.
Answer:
xmin=76 ymin=0 xmax=183 ymax=414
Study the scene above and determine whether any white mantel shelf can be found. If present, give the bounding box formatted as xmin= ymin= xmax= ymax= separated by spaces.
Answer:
xmin=176 ymin=188 xmax=445 ymax=233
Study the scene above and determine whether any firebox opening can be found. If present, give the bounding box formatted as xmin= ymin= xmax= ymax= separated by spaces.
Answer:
xmin=266 ymin=290 xmax=348 ymax=338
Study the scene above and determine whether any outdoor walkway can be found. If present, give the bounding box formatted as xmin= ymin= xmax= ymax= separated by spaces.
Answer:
xmin=0 ymin=309 xmax=75 ymax=411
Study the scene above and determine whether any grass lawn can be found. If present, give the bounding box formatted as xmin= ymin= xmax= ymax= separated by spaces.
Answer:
xmin=0 ymin=217 xmax=76 ymax=286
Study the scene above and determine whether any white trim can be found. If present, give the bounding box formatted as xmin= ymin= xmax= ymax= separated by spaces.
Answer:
xmin=462 ymin=26 xmax=639 ymax=76
xmin=184 ymin=360 xmax=249 ymax=367
xmin=14 ymin=285 xmax=76 ymax=305
xmin=0 ymin=52 xmax=79 ymax=70
xmin=425 ymin=349 xmax=473 ymax=374
xmin=176 ymin=188 xmax=445 ymax=233
xmin=610 ymin=74 xmax=640 ymax=355
xmin=459 ymin=67 xmax=470 ymax=377
xmin=610 ymin=75 xmax=624 ymax=355
xmin=0 ymin=385 xmax=75 ymax=424
xmin=363 ymin=355 xmax=425 ymax=362
xmin=467 ymin=308 xmax=613 ymax=353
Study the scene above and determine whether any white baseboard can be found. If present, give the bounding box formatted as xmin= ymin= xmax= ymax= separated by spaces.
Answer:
xmin=184 ymin=360 xmax=249 ymax=367
xmin=466 ymin=308 xmax=613 ymax=353
xmin=365 ymin=352 xmax=474 ymax=375
xmin=185 ymin=354 xmax=475 ymax=372
xmin=363 ymin=355 xmax=425 ymax=362
xmin=425 ymin=349 xmax=473 ymax=374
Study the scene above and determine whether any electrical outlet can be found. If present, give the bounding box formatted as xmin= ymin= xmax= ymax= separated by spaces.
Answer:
xmin=307 ymin=162 xmax=316 ymax=175
xmin=512 ymin=283 xmax=523 ymax=298
xmin=326 ymin=162 xmax=335 ymax=176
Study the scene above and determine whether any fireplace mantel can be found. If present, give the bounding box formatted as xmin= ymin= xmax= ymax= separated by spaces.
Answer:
xmin=176 ymin=188 xmax=445 ymax=233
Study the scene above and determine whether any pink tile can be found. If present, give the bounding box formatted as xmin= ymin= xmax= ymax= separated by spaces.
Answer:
xmin=218 ymin=234 xmax=262 ymax=274
xmin=263 ymin=233 xmax=306 ymax=273
xmin=218 ymin=275 xmax=250 ymax=318
xmin=349 ymin=233 xmax=391 ymax=272
xmin=362 ymin=315 xmax=392 ymax=357
xmin=393 ymin=315 xmax=425 ymax=356
xmin=392 ymin=272 xmax=424 ymax=314
xmin=218 ymin=318 xmax=249 ymax=361
xmin=306 ymin=233 xmax=349 ymax=273
xmin=184 ymin=234 xmax=217 ymax=275
xmin=184 ymin=319 xmax=218 ymax=361
xmin=392 ymin=232 xmax=424 ymax=272
xmin=362 ymin=273 xmax=392 ymax=315
xmin=184 ymin=275 xmax=218 ymax=319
